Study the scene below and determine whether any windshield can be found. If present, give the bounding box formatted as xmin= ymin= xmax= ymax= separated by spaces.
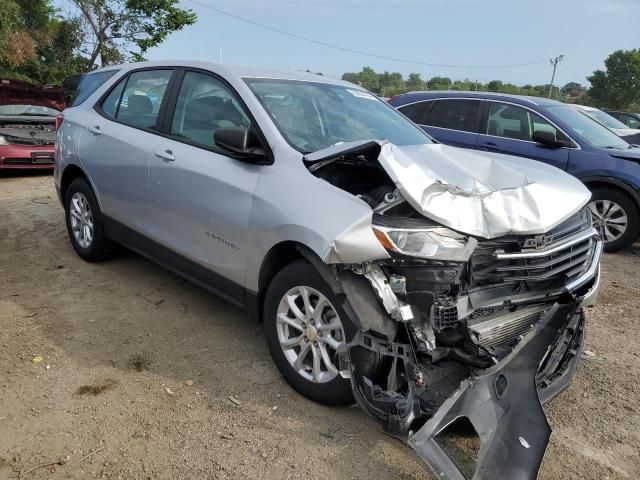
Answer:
xmin=0 ymin=104 xmax=59 ymax=116
xmin=546 ymin=105 xmax=630 ymax=150
xmin=244 ymin=78 xmax=432 ymax=153
xmin=585 ymin=109 xmax=629 ymax=130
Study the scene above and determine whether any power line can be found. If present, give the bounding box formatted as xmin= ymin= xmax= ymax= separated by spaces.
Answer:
xmin=561 ymin=63 xmax=587 ymax=84
xmin=185 ymin=0 xmax=548 ymax=69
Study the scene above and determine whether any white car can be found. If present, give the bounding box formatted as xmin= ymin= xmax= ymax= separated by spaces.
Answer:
xmin=573 ymin=104 xmax=640 ymax=144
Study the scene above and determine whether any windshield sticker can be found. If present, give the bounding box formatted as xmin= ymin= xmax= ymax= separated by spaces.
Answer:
xmin=347 ymin=89 xmax=376 ymax=100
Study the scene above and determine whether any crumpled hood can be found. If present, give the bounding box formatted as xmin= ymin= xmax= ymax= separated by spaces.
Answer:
xmin=377 ymin=142 xmax=591 ymax=239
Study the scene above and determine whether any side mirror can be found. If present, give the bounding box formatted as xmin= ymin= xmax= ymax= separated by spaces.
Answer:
xmin=532 ymin=130 xmax=572 ymax=148
xmin=214 ymin=127 xmax=269 ymax=164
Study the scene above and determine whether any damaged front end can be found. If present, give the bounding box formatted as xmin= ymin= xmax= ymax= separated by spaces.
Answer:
xmin=304 ymin=140 xmax=601 ymax=479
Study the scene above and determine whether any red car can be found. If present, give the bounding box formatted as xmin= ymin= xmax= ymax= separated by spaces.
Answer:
xmin=0 ymin=78 xmax=64 ymax=170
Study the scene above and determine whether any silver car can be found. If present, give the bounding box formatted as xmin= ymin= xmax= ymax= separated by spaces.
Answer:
xmin=55 ymin=61 xmax=601 ymax=479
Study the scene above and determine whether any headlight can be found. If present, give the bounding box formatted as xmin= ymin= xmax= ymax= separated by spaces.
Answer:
xmin=373 ymin=224 xmax=477 ymax=261
xmin=0 ymin=135 xmax=8 ymax=145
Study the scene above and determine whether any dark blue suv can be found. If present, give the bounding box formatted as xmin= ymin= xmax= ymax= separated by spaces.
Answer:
xmin=389 ymin=91 xmax=640 ymax=251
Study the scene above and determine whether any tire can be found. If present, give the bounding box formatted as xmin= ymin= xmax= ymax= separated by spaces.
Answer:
xmin=588 ymin=188 xmax=639 ymax=253
xmin=64 ymin=177 xmax=111 ymax=262
xmin=263 ymin=261 xmax=362 ymax=406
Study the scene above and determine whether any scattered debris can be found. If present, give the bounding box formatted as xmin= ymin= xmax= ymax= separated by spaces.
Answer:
xmin=581 ymin=350 xmax=597 ymax=361
xmin=19 ymin=455 xmax=70 ymax=477
xmin=185 ymin=379 xmax=194 ymax=387
xmin=164 ymin=387 xmax=174 ymax=395
xmin=31 ymin=356 xmax=43 ymax=364
xmin=132 ymin=431 xmax=147 ymax=439
xmin=154 ymin=299 xmax=165 ymax=306
xmin=54 ymin=264 xmax=65 ymax=270
xmin=220 ymin=433 xmax=234 ymax=440
xmin=127 ymin=353 xmax=151 ymax=372
xmin=45 ymin=364 xmax=50 ymax=370
xmin=228 ymin=395 xmax=241 ymax=406
xmin=78 ymin=447 xmax=104 ymax=464
xmin=179 ymin=303 xmax=188 ymax=313
xmin=320 ymin=426 xmax=342 ymax=439
xmin=75 ymin=379 xmax=117 ymax=396
xmin=272 ymin=406 xmax=278 ymax=411
xmin=23 ymin=312 xmax=39 ymax=318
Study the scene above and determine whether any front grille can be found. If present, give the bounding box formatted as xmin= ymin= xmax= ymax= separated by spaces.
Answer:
xmin=2 ymin=157 xmax=33 ymax=165
xmin=471 ymin=208 xmax=599 ymax=287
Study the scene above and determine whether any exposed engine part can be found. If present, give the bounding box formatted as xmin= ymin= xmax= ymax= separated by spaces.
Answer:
xmin=466 ymin=304 xmax=548 ymax=352
xmin=426 ymin=347 xmax=493 ymax=369
xmin=0 ymin=124 xmax=56 ymax=146
xmin=373 ymin=188 xmax=406 ymax=214
xmin=355 ymin=263 xmax=414 ymax=322
xmin=389 ymin=274 xmax=407 ymax=294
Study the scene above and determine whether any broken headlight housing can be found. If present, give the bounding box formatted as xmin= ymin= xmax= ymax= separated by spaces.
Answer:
xmin=373 ymin=223 xmax=477 ymax=262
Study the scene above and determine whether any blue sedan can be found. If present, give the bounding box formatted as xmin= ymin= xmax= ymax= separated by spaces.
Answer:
xmin=389 ymin=91 xmax=640 ymax=251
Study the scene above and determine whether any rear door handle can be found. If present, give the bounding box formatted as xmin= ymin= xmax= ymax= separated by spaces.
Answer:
xmin=153 ymin=149 xmax=175 ymax=162
xmin=479 ymin=141 xmax=498 ymax=150
xmin=88 ymin=125 xmax=101 ymax=135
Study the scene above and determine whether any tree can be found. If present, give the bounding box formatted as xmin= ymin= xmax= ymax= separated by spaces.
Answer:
xmin=358 ymin=66 xmax=379 ymax=93
xmin=588 ymin=49 xmax=640 ymax=110
xmin=406 ymin=73 xmax=424 ymax=90
xmin=341 ymin=72 xmax=360 ymax=85
xmin=0 ymin=1 xmax=38 ymax=69
xmin=427 ymin=76 xmax=452 ymax=90
xmin=71 ymin=0 xmax=197 ymax=67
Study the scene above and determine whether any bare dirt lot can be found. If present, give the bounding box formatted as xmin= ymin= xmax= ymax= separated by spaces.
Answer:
xmin=1 ymin=173 xmax=639 ymax=480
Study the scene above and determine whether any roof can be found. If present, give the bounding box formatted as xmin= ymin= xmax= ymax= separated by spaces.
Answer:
xmin=391 ymin=90 xmax=565 ymax=107
xmin=90 ymin=60 xmax=356 ymax=88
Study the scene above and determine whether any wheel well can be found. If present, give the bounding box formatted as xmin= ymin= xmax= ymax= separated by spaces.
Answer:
xmin=583 ymin=180 xmax=640 ymax=211
xmin=60 ymin=164 xmax=87 ymax=202
xmin=256 ymin=241 xmax=308 ymax=322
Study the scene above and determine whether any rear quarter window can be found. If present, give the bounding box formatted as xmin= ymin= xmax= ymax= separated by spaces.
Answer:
xmin=66 ymin=70 xmax=119 ymax=107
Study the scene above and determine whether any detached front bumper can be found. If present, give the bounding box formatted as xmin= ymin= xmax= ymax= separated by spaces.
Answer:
xmin=0 ymin=145 xmax=55 ymax=169
xmin=408 ymin=303 xmax=585 ymax=480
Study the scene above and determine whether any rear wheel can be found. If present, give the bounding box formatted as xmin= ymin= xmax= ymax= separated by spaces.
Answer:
xmin=64 ymin=178 xmax=111 ymax=261
xmin=588 ymin=187 xmax=639 ymax=252
xmin=264 ymin=261 xmax=359 ymax=406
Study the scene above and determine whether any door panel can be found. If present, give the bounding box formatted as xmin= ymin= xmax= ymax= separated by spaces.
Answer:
xmin=148 ymin=70 xmax=260 ymax=287
xmin=77 ymin=69 xmax=174 ymax=234
xmin=477 ymin=101 xmax=569 ymax=171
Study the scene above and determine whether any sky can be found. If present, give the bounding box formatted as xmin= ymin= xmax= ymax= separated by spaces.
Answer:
xmin=67 ymin=0 xmax=640 ymax=87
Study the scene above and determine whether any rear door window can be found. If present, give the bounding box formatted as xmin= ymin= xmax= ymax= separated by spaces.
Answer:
xmin=100 ymin=69 xmax=173 ymax=130
xmin=399 ymin=101 xmax=432 ymax=125
xmin=425 ymin=99 xmax=481 ymax=133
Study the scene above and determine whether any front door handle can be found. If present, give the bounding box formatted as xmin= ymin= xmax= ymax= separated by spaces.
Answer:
xmin=88 ymin=125 xmax=101 ymax=135
xmin=153 ymin=149 xmax=175 ymax=162
xmin=479 ymin=141 xmax=498 ymax=150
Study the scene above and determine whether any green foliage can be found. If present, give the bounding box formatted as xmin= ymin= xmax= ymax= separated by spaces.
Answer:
xmin=339 ymin=67 xmax=585 ymax=104
xmin=588 ymin=49 xmax=640 ymax=111
xmin=71 ymin=0 xmax=197 ymax=67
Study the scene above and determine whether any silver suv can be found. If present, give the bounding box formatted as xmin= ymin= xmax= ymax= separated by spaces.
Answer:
xmin=55 ymin=61 xmax=601 ymax=479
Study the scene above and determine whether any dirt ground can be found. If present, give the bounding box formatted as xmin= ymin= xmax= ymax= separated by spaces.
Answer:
xmin=0 ymin=173 xmax=639 ymax=480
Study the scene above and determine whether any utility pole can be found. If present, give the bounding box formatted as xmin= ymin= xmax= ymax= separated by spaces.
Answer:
xmin=548 ymin=55 xmax=564 ymax=98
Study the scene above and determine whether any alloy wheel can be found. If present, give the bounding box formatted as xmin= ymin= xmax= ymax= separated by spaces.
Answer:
xmin=276 ymin=286 xmax=345 ymax=383
xmin=588 ymin=199 xmax=628 ymax=243
xmin=69 ymin=192 xmax=94 ymax=248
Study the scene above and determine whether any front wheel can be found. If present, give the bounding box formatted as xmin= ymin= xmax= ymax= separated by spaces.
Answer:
xmin=263 ymin=261 xmax=357 ymax=406
xmin=588 ymin=188 xmax=639 ymax=252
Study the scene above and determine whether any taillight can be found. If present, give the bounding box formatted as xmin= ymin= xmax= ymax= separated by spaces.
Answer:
xmin=387 ymin=95 xmax=398 ymax=103
xmin=55 ymin=114 xmax=64 ymax=131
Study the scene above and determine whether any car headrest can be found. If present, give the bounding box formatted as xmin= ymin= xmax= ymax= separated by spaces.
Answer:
xmin=127 ymin=94 xmax=153 ymax=115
